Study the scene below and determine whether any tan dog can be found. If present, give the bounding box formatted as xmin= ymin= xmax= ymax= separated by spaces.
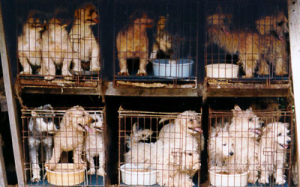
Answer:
xmin=259 ymin=122 xmax=291 ymax=184
xmin=116 ymin=12 xmax=154 ymax=76
xmin=18 ymin=11 xmax=45 ymax=74
xmin=41 ymin=18 xmax=78 ymax=80
xmin=150 ymin=15 xmax=173 ymax=60
xmin=207 ymin=12 xmax=288 ymax=78
xmin=255 ymin=12 xmax=289 ymax=40
xmin=70 ymin=4 xmax=100 ymax=72
xmin=46 ymin=106 xmax=94 ymax=170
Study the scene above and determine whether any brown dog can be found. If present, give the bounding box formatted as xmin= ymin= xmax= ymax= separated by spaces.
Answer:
xmin=207 ymin=12 xmax=288 ymax=78
xmin=116 ymin=12 xmax=154 ymax=76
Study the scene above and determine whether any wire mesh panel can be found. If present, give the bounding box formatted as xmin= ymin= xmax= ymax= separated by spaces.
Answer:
xmin=113 ymin=0 xmax=199 ymax=88
xmin=118 ymin=108 xmax=203 ymax=186
xmin=205 ymin=0 xmax=290 ymax=83
xmin=21 ymin=105 xmax=106 ymax=186
xmin=16 ymin=0 xmax=101 ymax=87
xmin=208 ymin=105 xmax=294 ymax=186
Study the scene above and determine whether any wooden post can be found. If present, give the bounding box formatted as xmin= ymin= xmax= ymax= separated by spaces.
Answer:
xmin=0 ymin=2 xmax=25 ymax=187
xmin=0 ymin=136 xmax=8 ymax=187
xmin=288 ymin=0 xmax=300 ymax=185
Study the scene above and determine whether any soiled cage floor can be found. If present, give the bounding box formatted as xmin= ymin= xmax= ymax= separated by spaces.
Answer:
xmin=27 ymin=174 xmax=104 ymax=186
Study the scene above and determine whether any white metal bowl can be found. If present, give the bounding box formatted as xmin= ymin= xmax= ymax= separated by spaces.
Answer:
xmin=209 ymin=169 xmax=248 ymax=187
xmin=46 ymin=163 xmax=85 ymax=186
xmin=152 ymin=59 xmax=194 ymax=78
xmin=206 ymin=64 xmax=239 ymax=78
xmin=120 ymin=163 xmax=157 ymax=185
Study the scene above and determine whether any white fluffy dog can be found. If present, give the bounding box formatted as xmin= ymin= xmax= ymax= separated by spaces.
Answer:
xmin=125 ymin=126 xmax=200 ymax=187
xmin=85 ymin=114 xmax=105 ymax=176
xmin=259 ymin=122 xmax=291 ymax=184
xmin=158 ymin=111 xmax=203 ymax=152
xmin=69 ymin=4 xmax=100 ymax=72
xmin=228 ymin=105 xmax=262 ymax=183
xmin=18 ymin=11 xmax=45 ymax=74
xmin=46 ymin=106 xmax=94 ymax=170
xmin=41 ymin=18 xmax=78 ymax=80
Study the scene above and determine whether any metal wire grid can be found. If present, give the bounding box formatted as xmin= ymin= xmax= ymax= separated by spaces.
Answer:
xmin=205 ymin=0 xmax=290 ymax=82
xmin=21 ymin=106 xmax=106 ymax=186
xmin=118 ymin=109 xmax=202 ymax=186
xmin=16 ymin=0 xmax=101 ymax=87
xmin=208 ymin=108 xmax=294 ymax=186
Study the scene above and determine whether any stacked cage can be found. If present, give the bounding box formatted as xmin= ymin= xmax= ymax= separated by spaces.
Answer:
xmin=205 ymin=0 xmax=290 ymax=82
xmin=113 ymin=0 xmax=199 ymax=87
xmin=208 ymin=106 xmax=294 ymax=186
xmin=16 ymin=0 xmax=101 ymax=87
xmin=21 ymin=105 xmax=106 ymax=186
xmin=118 ymin=108 xmax=203 ymax=186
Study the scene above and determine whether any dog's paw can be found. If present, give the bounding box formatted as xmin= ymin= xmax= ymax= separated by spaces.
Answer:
xmin=136 ymin=71 xmax=147 ymax=76
xmin=97 ymin=168 xmax=105 ymax=176
xmin=87 ymin=168 xmax=96 ymax=175
xmin=248 ymin=174 xmax=258 ymax=184
xmin=276 ymin=177 xmax=285 ymax=184
xmin=90 ymin=67 xmax=100 ymax=71
xmin=258 ymin=176 xmax=269 ymax=184
xmin=31 ymin=169 xmax=41 ymax=182
xmin=118 ymin=71 xmax=129 ymax=76
xmin=44 ymin=75 xmax=55 ymax=80
xmin=63 ymin=75 xmax=73 ymax=80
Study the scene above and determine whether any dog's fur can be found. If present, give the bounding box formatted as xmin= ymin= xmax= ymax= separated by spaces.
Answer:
xmin=255 ymin=12 xmax=289 ymax=40
xmin=149 ymin=15 xmax=173 ymax=60
xmin=125 ymin=137 xmax=200 ymax=187
xmin=46 ymin=106 xmax=93 ymax=170
xmin=70 ymin=4 xmax=100 ymax=72
xmin=116 ymin=12 xmax=154 ymax=76
xmin=18 ymin=11 xmax=45 ymax=74
xmin=207 ymin=12 xmax=288 ymax=78
xmin=28 ymin=104 xmax=57 ymax=182
xmin=85 ymin=114 xmax=105 ymax=176
xmin=158 ymin=111 xmax=204 ymax=152
xmin=259 ymin=122 xmax=291 ymax=184
xmin=227 ymin=105 xmax=262 ymax=183
xmin=41 ymin=18 xmax=78 ymax=80
xmin=125 ymin=123 xmax=153 ymax=149
xmin=208 ymin=124 xmax=235 ymax=167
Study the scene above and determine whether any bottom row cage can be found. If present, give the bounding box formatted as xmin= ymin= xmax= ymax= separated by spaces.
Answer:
xmin=118 ymin=108 xmax=203 ymax=187
xmin=208 ymin=105 xmax=295 ymax=187
xmin=21 ymin=105 xmax=106 ymax=186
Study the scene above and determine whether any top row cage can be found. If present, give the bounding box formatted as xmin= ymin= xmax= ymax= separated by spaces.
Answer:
xmin=13 ymin=0 xmax=291 ymax=88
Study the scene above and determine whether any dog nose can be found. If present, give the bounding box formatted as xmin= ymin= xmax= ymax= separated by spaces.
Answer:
xmin=229 ymin=152 xmax=234 ymax=156
xmin=287 ymin=140 xmax=291 ymax=144
xmin=91 ymin=119 xmax=96 ymax=123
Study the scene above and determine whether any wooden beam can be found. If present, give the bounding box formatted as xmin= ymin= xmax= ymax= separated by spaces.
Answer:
xmin=288 ymin=0 xmax=300 ymax=185
xmin=0 ymin=2 xmax=25 ymax=187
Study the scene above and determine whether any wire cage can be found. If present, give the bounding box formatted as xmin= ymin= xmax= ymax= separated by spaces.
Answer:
xmin=113 ymin=0 xmax=199 ymax=88
xmin=118 ymin=108 xmax=203 ymax=187
xmin=16 ymin=0 xmax=102 ymax=87
xmin=21 ymin=105 xmax=106 ymax=186
xmin=205 ymin=0 xmax=291 ymax=85
xmin=208 ymin=106 xmax=294 ymax=186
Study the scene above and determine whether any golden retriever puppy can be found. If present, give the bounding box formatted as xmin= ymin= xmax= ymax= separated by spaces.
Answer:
xmin=207 ymin=12 xmax=288 ymax=78
xmin=41 ymin=18 xmax=78 ymax=80
xmin=255 ymin=12 xmax=289 ymax=40
xmin=259 ymin=122 xmax=291 ymax=184
xmin=46 ymin=106 xmax=94 ymax=170
xmin=70 ymin=4 xmax=100 ymax=72
xmin=149 ymin=15 xmax=173 ymax=60
xmin=116 ymin=12 xmax=154 ymax=76
xmin=18 ymin=11 xmax=45 ymax=74
xmin=85 ymin=114 xmax=105 ymax=176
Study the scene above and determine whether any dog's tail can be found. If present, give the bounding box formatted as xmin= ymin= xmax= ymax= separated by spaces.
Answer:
xmin=126 ymin=123 xmax=153 ymax=149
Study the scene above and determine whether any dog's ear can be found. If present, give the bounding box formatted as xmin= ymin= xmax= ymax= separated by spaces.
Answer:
xmin=132 ymin=123 xmax=138 ymax=134
xmin=31 ymin=110 xmax=38 ymax=117
xmin=74 ymin=9 xmax=82 ymax=19
xmin=232 ymin=105 xmax=242 ymax=115
xmin=284 ymin=123 xmax=289 ymax=129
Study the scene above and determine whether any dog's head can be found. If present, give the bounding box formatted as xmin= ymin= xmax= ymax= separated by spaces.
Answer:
xmin=210 ymin=130 xmax=235 ymax=159
xmin=230 ymin=105 xmax=263 ymax=138
xmin=176 ymin=111 xmax=202 ymax=135
xmin=157 ymin=15 xmax=167 ymax=30
xmin=48 ymin=18 xmax=69 ymax=30
xmin=63 ymin=105 xmax=94 ymax=132
xmin=89 ymin=113 xmax=103 ymax=133
xmin=264 ymin=122 xmax=291 ymax=149
xmin=133 ymin=13 xmax=154 ymax=28
xmin=74 ymin=4 xmax=99 ymax=25
xmin=31 ymin=104 xmax=58 ymax=134
xmin=27 ymin=10 xmax=46 ymax=32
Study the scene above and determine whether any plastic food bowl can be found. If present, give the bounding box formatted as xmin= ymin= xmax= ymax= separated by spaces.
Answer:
xmin=152 ymin=59 xmax=194 ymax=78
xmin=46 ymin=163 xmax=85 ymax=186
xmin=120 ymin=163 xmax=157 ymax=185
xmin=206 ymin=64 xmax=239 ymax=78
xmin=209 ymin=169 xmax=248 ymax=187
